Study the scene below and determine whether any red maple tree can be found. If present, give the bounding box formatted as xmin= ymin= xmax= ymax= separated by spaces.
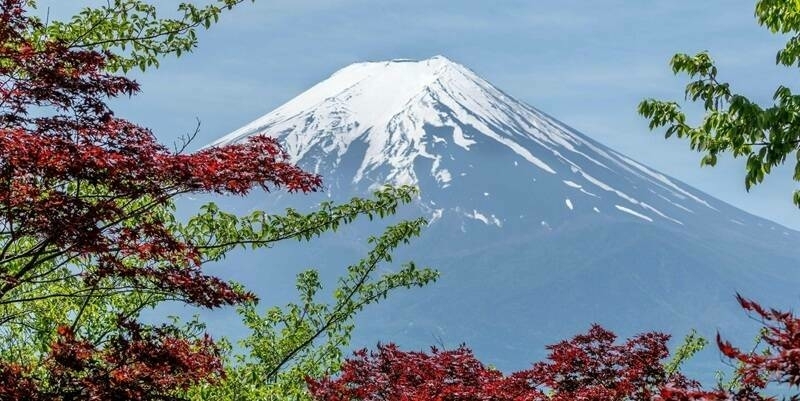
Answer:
xmin=306 ymin=326 xmax=703 ymax=401
xmin=0 ymin=0 xmax=320 ymax=399
xmin=307 ymin=343 xmax=541 ymax=401
xmin=658 ymin=294 xmax=800 ymax=401
xmin=309 ymin=296 xmax=800 ymax=401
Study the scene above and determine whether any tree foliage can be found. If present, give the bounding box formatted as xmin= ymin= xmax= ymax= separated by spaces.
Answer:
xmin=308 ymin=296 xmax=800 ymax=400
xmin=27 ymin=0 xmax=255 ymax=72
xmin=637 ymin=1 xmax=800 ymax=398
xmin=307 ymin=325 xmax=704 ymax=401
xmin=186 ymin=217 xmax=438 ymax=401
xmin=0 ymin=0 xmax=313 ymax=397
xmin=0 ymin=0 xmax=438 ymax=399
xmin=656 ymin=295 xmax=800 ymax=400
xmin=639 ymin=0 xmax=800 ymax=206
xmin=0 ymin=0 xmax=321 ymax=310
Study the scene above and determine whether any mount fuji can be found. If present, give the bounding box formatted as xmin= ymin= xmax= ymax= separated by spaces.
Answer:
xmin=207 ymin=55 xmax=800 ymax=382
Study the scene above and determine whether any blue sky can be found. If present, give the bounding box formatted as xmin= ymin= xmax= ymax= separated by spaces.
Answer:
xmin=42 ymin=1 xmax=800 ymax=229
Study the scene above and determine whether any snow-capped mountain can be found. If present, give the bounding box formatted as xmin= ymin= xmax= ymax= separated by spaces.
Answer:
xmin=208 ymin=56 xmax=800 ymax=383
xmin=211 ymin=55 xmax=775 ymax=234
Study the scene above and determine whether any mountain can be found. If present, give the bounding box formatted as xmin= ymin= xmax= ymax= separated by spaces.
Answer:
xmin=206 ymin=55 xmax=800 ymax=383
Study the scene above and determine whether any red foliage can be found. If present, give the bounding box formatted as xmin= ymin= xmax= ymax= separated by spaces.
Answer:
xmin=45 ymin=323 xmax=223 ymax=401
xmin=0 ymin=0 xmax=320 ymax=398
xmin=310 ymin=296 xmax=800 ymax=401
xmin=658 ymin=294 xmax=800 ymax=401
xmin=522 ymin=325 xmax=698 ymax=401
xmin=0 ymin=322 xmax=223 ymax=400
xmin=0 ymin=363 xmax=38 ymax=401
xmin=306 ymin=343 xmax=543 ymax=401
xmin=0 ymin=0 xmax=321 ymax=307
xmin=307 ymin=326 xmax=700 ymax=401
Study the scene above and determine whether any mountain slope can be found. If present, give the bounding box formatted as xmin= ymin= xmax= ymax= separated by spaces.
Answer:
xmin=211 ymin=55 xmax=790 ymax=238
xmin=206 ymin=56 xmax=800 ymax=383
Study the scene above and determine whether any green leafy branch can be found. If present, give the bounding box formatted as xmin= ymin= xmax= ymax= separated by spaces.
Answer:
xmin=28 ymin=0 xmax=254 ymax=72
xmin=638 ymin=0 xmax=800 ymax=206
xmin=186 ymin=218 xmax=438 ymax=401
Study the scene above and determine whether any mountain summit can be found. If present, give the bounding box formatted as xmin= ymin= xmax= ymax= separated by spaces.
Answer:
xmin=213 ymin=56 xmax=767 ymax=233
xmin=210 ymin=56 xmax=800 ymax=382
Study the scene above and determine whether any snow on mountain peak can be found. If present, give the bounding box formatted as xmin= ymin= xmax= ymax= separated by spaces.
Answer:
xmin=213 ymin=55 xmax=470 ymax=147
xmin=210 ymin=55 xmax=559 ymax=182
xmin=210 ymin=55 xmax=735 ymax=228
